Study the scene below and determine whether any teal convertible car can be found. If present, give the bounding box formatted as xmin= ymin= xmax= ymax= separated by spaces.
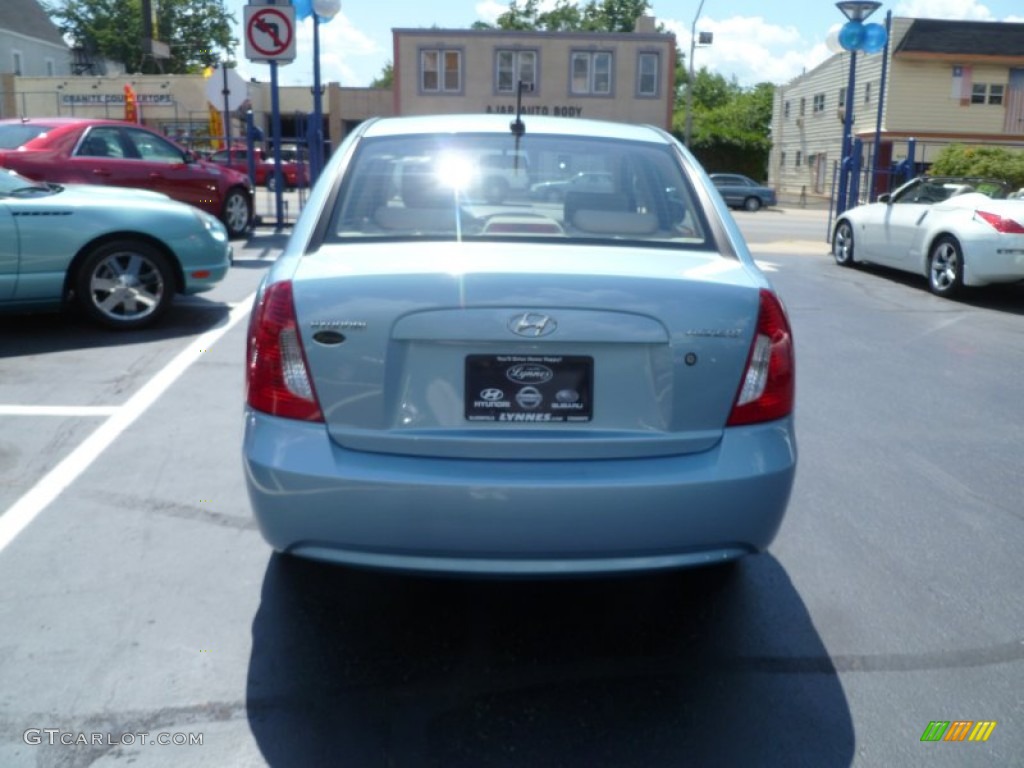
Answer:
xmin=0 ymin=169 xmax=231 ymax=329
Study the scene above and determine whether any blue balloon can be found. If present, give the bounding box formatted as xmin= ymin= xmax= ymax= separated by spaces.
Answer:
xmin=838 ymin=21 xmax=864 ymax=51
xmin=861 ymin=23 xmax=888 ymax=54
xmin=293 ymin=0 xmax=313 ymax=20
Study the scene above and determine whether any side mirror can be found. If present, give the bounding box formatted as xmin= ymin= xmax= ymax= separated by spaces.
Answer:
xmin=878 ymin=193 xmax=891 ymax=204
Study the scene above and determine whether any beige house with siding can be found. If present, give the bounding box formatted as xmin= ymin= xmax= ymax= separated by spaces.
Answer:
xmin=770 ymin=17 xmax=1024 ymax=207
xmin=391 ymin=20 xmax=676 ymax=130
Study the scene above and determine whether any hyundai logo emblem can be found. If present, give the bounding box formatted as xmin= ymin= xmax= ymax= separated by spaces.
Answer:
xmin=508 ymin=312 xmax=557 ymax=337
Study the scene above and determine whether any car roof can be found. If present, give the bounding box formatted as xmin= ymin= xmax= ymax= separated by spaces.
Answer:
xmin=359 ymin=114 xmax=672 ymax=144
xmin=0 ymin=117 xmax=141 ymax=128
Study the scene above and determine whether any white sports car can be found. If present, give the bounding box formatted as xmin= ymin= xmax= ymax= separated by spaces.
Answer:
xmin=831 ymin=176 xmax=1024 ymax=298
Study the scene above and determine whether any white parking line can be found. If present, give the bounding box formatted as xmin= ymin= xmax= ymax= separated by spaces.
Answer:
xmin=0 ymin=406 xmax=119 ymax=417
xmin=0 ymin=295 xmax=255 ymax=554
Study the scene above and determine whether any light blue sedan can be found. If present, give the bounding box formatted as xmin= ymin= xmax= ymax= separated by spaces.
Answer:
xmin=244 ymin=114 xmax=796 ymax=576
xmin=0 ymin=169 xmax=230 ymax=329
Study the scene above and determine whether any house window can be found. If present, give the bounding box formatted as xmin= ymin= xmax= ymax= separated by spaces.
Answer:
xmin=497 ymin=50 xmax=536 ymax=94
xmin=838 ymin=87 xmax=846 ymax=108
xmin=571 ymin=51 xmax=613 ymax=95
xmin=799 ymin=97 xmax=805 ymax=116
xmin=12 ymin=50 xmax=23 ymax=76
xmin=796 ymin=150 xmax=802 ymax=167
xmin=970 ymin=83 xmax=987 ymax=104
xmin=864 ymin=82 xmax=872 ymax=103
xmin=813 ymin=93 xmax=825 ymax=113
xmin=784 ymin=101 xmax=790 ymax=118
xmin=780 ymin=151 xmax=787 ymax=167
xmin=637 ymin=52 xmax=659 ymax=97
xmin=988 ymin=84 xmax=1004 ymax=105
xmin=421 ymin=48 xmax=462 ymax=93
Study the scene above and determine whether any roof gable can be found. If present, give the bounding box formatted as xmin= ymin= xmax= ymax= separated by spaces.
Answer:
xmin=0 ymin=0 xmax=68 ymax=48
xmin=895 ymin=18 xmax=1024 ymax=58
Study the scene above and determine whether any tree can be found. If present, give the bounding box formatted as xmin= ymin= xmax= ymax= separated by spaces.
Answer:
xmin=44 ymin=0 xmax=236 ymax=75
xmin=675 ymin=70 xmax=774 ymax=179
xmin=480 ymin=0 xmax=652 ymax=33
xmin=370 ymin=61 xmax=393 ymax=89
xmin=930 ymin=144 xmax=1024 ymax=188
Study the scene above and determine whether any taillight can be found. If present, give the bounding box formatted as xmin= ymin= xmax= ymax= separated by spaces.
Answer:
xmin=728 ymin=289 xmax=795 ymax=426
xmin=975 ymin=210 xmax=1024 ymax=234
xmin=246 ymin=280 xmax=324 ymax=422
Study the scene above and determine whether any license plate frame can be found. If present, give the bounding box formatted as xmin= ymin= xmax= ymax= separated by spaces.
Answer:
xmin=465 ymin=354 xmax=593 ymax=423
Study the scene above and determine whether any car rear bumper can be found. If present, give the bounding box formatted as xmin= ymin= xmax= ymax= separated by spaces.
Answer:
xmin=243 ymin=412 xmax=796 ymax=575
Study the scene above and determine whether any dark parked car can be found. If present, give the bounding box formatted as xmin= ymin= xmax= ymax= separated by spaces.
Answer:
xmin=0 ymin=117 xmax=254 ymax=238
xmin=709 ymin=173 xmax=777 ymax=212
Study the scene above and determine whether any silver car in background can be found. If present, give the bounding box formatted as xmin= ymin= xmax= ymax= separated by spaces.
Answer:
xmin=243 ymin=114 xmax=796 ymax=576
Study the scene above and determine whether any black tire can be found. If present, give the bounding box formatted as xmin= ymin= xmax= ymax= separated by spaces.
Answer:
xmin=75 ymin=240 xmax=174 ymax=329
xmin=832 ymin=220 xmax=856 ymax=267
xmin=743 ymin=196 xmax=762 ymax=212
xmin=928 ymin=235 xmax=965 ymax=298
xmin=222 ymin=188 xmax=253 ymax=239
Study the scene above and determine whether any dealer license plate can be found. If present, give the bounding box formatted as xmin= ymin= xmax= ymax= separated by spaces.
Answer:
xmin=465 ymin=354 xmax=593 ymax=423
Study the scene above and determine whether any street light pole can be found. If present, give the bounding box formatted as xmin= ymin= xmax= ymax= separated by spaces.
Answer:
xmin=684 ymin=0 xmax=706 ymax=149
xmin=834 ymin=1 xmax=882 ymax=216
xmin=310 ymin=0 xmax=340 ymax=186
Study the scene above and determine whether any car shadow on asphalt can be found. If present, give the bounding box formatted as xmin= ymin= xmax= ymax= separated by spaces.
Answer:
xmin=850 ymin=264 xmax=1024 ymax=316
xmin=246 ymin=554 xmax=854 ymax=767
xmin=0 ymin=298 xmax=233 ymax=358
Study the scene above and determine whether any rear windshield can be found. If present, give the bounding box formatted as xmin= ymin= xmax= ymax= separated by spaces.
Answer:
xmin=324 ymin=132 xmax=712 ymax=249
xmin=0 ymin=124 xmax=52 ymax=149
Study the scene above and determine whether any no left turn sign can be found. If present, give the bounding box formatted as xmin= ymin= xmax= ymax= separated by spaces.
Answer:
xmin=244 ymin=4 xmax=296 ymax=63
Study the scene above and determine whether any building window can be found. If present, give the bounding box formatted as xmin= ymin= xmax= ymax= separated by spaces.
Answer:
xmin=988 ymin=84 xmax=1004 ymax=105
xmin=12 ymin=50 xmax=23 ymax=76
xmin=796 ymin=150 xmax=802 ymax=167
xmin=571 ymin=51 xmax=613 ymax=95
xmin=780 ymin=151 xmax=786 ymax=167
xmin=799 ymin=97 xmax=805 ymax=116
xmin=496 ymin=49 xmax=536 ymax=94
xmin=636 ymin=52 xmax=659 ymax=97
xmin=838 ymin=87 xmax=846 ymax=107
xmin=812 ymin=93 xmax=825 ymax=113
xmin=421 ymin=48 xmax=462 ymax=93
xmin=784 ymin=101 xmax=790 ymax=118
xmin=864 ymin=81 xmax=872 ymax=103
xmin=970 ymin=83 xmax=987 ymax=104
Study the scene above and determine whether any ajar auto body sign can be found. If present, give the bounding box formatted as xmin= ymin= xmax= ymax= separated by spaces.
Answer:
xmin=61 ymin=93 xmax=174 ymax=105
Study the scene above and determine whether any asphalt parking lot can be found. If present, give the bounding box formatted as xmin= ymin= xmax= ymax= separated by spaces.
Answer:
xmin=1 ymin=209 xmax=1021 ymax=767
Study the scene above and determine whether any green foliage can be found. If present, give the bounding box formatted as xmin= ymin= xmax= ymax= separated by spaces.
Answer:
xmin=44 ymin=0 xmax=236 ymax=75
xmin=370 ymin=61 xmax=394 ymax=89
xmin=675 ymin=69 xmax=774 ymax=178
xmin=484 ymin=0 xmax=652 ymax=33
xmin=929 ymin=144 xmax=1024 ymax=188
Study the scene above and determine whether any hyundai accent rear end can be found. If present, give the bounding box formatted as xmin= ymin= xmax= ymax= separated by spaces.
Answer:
xmin=243 ymin=114 xmax=796 ymax=576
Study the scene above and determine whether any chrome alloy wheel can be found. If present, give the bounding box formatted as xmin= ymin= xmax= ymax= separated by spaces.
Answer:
xmin=928 ymin=236 xmax=964 ymax=298
xmin=76 ymin=240 xmax=174 ymax=329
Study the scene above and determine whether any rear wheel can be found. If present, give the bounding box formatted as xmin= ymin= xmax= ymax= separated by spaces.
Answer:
xmin=928 ymin=236 xmax=964 ymax=298
xmin=743 ymin=196 xmax=762 ymax=212
xmin=222 ymin=188 xmax=253 ymax=239
xmin=75 ymin=240 xmax=174 ymax=329
xmin=832 ymin=221 xmax=856 ymax=266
